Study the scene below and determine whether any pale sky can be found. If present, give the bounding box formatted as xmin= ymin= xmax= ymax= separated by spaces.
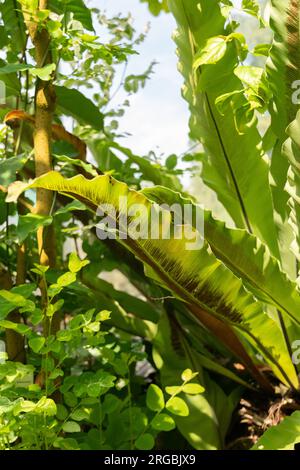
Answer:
xmin=94 ymin=0 xmax=189 ymax=158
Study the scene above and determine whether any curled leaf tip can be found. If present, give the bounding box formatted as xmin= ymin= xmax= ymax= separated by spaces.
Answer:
xmin=6 ymin=180 xmax=31 ymax=203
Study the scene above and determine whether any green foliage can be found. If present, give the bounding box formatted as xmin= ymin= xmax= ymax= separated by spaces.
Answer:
xmin=17 ymin=214 xmax=53 ymax=245
xmin=14 ymin=170 xmax=298 ymax=389
xmin=169 ymin=0 xmax=279 ymax=259
xmin=267 ymin=0 xmax=300 ymax=223
xmin=146 ymin=384 xmax=165 ymax=412
xmin=0 ymin=253 xmax=190 ymax=450
xmin=153 ymin=311 xmax=239 ymax=450
xmin=252 ymin=411 xmax=300 ymax=450
xmin=48 ymin=0 xmax=94 ymax=31
xmin=1 ymin=0 xmax=300 ymax=452
xmin=140 ymin=0 xmax=169 ymax=16
xmin=55 ymin=86 xmax=104 ymax=130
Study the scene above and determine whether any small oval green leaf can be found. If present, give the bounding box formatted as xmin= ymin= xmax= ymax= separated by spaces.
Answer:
xmin=146 ymin=384 xmax=165 ymax=412
xmin=62 ymin=421 xmax=81 ymax=433
xmin=182 ymin=383 xmax=205 ymax=395
xmin=151 ymin=413 xmax=176 ymax=431
xmin=166 ymin=397 xmax=189 ymax=416
xmin=135 ymin=433 xmax=155 ymax=450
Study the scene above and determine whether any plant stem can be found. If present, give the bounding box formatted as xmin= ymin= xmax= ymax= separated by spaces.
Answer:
xmin=4 ymin=118 xmax=26 ymax=361
xmin=22 ymin=0 xmax=57 ymax=327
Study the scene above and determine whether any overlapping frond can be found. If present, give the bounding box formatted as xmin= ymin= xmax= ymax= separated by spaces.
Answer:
xmin=7 ymin=171 xmax=299 ymax=388
xmin=169 ymin=0 xmax=279 ymax=258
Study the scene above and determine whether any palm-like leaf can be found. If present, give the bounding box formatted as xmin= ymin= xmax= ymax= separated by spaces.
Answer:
xmin=267 ymin=0 xmax=300 ymax=220
xmin=168 ymin=0 xmax=279 ymax=258
xmin=282 ymin=113 xmax=300 ymax=264
xmin=143 ymin=186 xmax=300 ymax=326
xmin=7 ymin=171 xmax=299 ymax=389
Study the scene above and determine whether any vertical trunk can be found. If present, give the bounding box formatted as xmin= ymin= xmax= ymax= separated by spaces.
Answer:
xmin=8 ymin=201 xmax=28 ymax=363
xmin=26 ymin=0 xmax=56 ymax=270
xmin=1 ymin=266 xmax=26 ymax=362
xmin=22 ymin=1 xmax=58 ymax=333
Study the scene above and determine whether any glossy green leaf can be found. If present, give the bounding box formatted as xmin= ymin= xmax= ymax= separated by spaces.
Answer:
xmin=153 ymin=312 xmax=237 ymax=449
xmin=182 ymin=383 xmax=205 ymax=395
xmin=234 ymin=65 xmax=264 ymax=91
xmin=15 ymin=397 xmax=57 ymax=416
xmin=56 ymin=272 xmax=77 ymax=288
xmin=70 ymin=408 xmax=89 ymax=421
xmin=17 ymin=214 xmax=53 ymax=245
xmin=140 ymin=0 xmax=169 ymax=16
xmin=267 ymin=0 xmax=300 ymax=223
xmin=102 ymin=394 xmax=122 ymax=414
xmin=143 ymin=185 xmax=300 ymax=388
xmin=0 ymin=0 xmax=26 ymax=50
xmin=0 ymin=63 xmax=32 ymax=74
xmin=181 ymin=369 xmax=195 ymax=382
xmin=135 ymin=433 xmax=155 ymax=450
xmin=282 ymin=112 xmax=300 ymax=271
xmin=55 ymin=199 xmax=86 ymax=216
xmin=30 ymin=63 xmax=56 ymax=81
xmin=242 ymin=0 xmax=260 ymax=17
xmin=252 ymin=43 xmax=271 ymax=57
xmin=0 ymin=63 xmax=55 ymax=81
xmin=28 ymin=336 xmax=46 ymax=353
xmin=62 ymin=421 xmax=81 ymax=433
xmin=8 ymin=171 xmax=299 ymax=389
xmin=146 ymin=384 xmax=165 ymax=412
xmin=169 ymin=0 xmax=279 ymax=258
xmin=194 ymin=36 xmax=227 ymax=67
xmin=55 ymin=86 xmax=103 ymax=130
xmin=151 ymin=413 xmax=176 ymax=431
xmin=0 ymin=155 xmax=28 ymax=187
xmin=165 ymin=386 xmax=181 ymax=395
xmin=49 ymin=0 xmax=94 ymax=31
xmin=54 ymin=154 xmax=97 ymax=177
xmin=68 ymin=252 xmax=90 ymax=273
xmin=0 ymin=286 xmax=35 ymax=319
xmin=166 ymin=396 xmax=189 ymax=416
xmin=165 ymin=154 xmax=177 ymax=170
xmin=252 ymin=411 xmax=300 ymax=450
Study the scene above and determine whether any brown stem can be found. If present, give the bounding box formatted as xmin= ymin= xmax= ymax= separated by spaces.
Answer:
xmin=23 ymin=0 xmax=56 ymax=268
xmin=10 ymin=201 xmax=28 ymax=363
xmin=0 ymin=266 xmax=26 ymax=362
xmin=188 ymin=304 xmax=274 ymax=393
xmin=22 ymin=1 xmax=58 ymax=332
xmin=16 ymin=196 xmax=27 ymax=287
xmin=4 ymin=94 xmax=27 ymax=362
xmin=16 ymin=242 xmax=26 ymax=285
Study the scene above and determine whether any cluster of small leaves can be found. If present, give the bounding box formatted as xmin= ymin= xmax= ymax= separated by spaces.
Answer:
xmin=140 ymin=0 xmax=169 ymax=16
xmin=192 ymin=1 xmax=272 ymax=136
xmin=0 ymin=251 xmax=205 ymax=449
xmin=138 ymin=369 xmax=204 ymax=450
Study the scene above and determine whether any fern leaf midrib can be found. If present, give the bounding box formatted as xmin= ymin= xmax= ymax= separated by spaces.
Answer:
xmin=180 ymin=0 xmax=252 ymax=233
xmin=57 ymin=183 xmax=291 ymax=388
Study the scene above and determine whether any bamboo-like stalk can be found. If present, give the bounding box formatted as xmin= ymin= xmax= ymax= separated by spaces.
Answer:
xmin=23 ymin=0 xmax=56 ymax=269
xmin=1 ymin=265 xmax=26 ymax=363
xmin=22 ymin=1 xmax=57 ymax=335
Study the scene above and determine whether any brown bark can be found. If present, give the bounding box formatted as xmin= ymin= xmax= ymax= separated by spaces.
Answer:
xmin=22 ymin=1 xmax=59 ymax=337
xmin=23 ymin=0 xmax=56 ymax=270
xmin=4 ymin=110 xmax=87 ymax=161
xmin=10 ymin=201 xmax=28 ymax=363
xmin=0 ymin=267 xmax=26 ymax=362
